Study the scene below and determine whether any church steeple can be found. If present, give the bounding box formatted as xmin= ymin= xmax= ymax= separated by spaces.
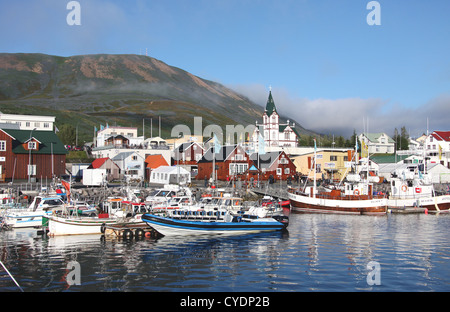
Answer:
xmin=265 ymin=90 xmax=277 ymax=117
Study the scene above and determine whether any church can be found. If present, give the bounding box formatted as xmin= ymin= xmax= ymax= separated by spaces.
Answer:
xmin=252 ymin=90 xmax=300 ymax=150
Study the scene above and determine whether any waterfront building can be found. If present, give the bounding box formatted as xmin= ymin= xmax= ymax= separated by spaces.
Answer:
xmin=249 ymin=151 xmax=297 ymax=181
xmin=145 ymin=154 xmax=169 ymax=181
xmin=0 ymin=128 xmax=67 ymax=182
xmin=197 ymin=145 xmax=252 ymax=181
xmin=425 ymin=131 xmax=450 ymax=168
xmin=291 ymin=148 xmax=355 ymax=182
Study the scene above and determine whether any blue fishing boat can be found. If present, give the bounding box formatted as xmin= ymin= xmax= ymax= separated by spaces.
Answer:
xmin=141 ymin=210 xmax=287 ymax=236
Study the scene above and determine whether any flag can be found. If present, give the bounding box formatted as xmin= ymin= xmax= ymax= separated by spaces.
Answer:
xmin=361 ymin=140 xmax=369 ymax=158
xmin=61 ymin=180 xmax=71 ymax=202
xmin=213 ymin=134 xmax=221 ymax=154
xmin=258 ymin=133 xmax=266 ymax=155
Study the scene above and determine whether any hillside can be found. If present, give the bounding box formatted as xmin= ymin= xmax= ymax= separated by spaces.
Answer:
xmin=0 ymin=53 xmax=314 ymax=142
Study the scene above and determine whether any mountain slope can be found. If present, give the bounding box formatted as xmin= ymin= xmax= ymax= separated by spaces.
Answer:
xmin=0 ymin=53 xmax=314 ymax=142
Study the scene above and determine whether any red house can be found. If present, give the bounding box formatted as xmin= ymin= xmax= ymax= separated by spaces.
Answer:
xmin=197 ymin=145 xmax=252 ymax=181
xmin=0 ymin=128 xmax=67 ymax=182
xmin=249 ymin=151 xmax=297 ymax=181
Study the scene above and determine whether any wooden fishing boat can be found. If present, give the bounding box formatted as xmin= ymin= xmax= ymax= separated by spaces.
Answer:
xmin=288 ymin=183 xmax=387 ymax=215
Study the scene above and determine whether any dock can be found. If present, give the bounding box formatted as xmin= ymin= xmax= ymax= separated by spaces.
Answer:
xmin=102 ymin=222 xmax=160 ymax=239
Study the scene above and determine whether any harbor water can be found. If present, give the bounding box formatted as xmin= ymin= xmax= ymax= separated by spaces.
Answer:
xmin=0 ymin=212 xmax=449 ymax=292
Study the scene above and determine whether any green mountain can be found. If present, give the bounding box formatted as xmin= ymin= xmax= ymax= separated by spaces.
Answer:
xmin=0 ymin=53 xmax=313 ymax=143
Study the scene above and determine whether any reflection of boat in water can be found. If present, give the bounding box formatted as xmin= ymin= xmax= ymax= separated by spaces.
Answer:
xmin=141 ymin=210 xmax=287 ymax=236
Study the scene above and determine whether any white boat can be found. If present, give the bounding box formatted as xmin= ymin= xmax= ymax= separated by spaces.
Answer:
xmin=387 ymin=165 xmax=450 ymax=213
xmin=3 ymin=196 xmax=65 ymax=228
xmin=45 ymin=198 xmax=144 ymax=236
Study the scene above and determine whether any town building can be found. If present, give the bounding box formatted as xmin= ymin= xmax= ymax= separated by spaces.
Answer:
xmin=425 ymin=131 xmax=450 ymax=168
xmin=111 ymin=151 xmax=145 ymax=182
xmin=359 ymin=133 xmax=395 ymax=155
xmin=172 ymin=141 xmax=204 ymax=176
xmin=87 ymin=157 xmax=120 ymax=181
xmin=0 ymin=113 xmax=56 ymax=132
xmin=291 ymin=148 xmax=355 ymax=182
xmin=96 ymin=125 xmax=143 ymax=148
xmin=249 ymin=151 xmax=297 ymax=181
xmin=0 ymin=128 xmax=67 ymax=182
xmin=144 ymin=154 xmax=169 ymax=181
xmin=251 ymin=90 xmax=300 ymax=151
xmin=197 ymin=145 xmax=252 ymax=181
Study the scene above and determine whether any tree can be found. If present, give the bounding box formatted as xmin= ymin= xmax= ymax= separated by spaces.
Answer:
xmin=57 ymin=124 xmax=76 ymax=146
xmin=393 ymin=126 xmax=409 ymax=151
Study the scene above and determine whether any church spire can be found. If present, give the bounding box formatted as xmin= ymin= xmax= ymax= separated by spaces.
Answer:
xmin=265 ymin=89 xmax=277 ymax=117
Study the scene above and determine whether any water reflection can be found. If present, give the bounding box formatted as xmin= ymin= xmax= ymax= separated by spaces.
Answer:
xmin=1 ymin=213 xmax=449 ymax=292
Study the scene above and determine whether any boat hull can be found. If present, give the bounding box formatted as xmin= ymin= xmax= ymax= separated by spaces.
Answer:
xmin=388 ymin=195 xmax=450 ymax=212
xmin=288 ymin=192 xmax=387 ymax=215
xmin=141 ymin=214 xmax=286 ymax=236
xmin=46 ymin=216 xmax=118 ymax=236
xmin=5 ymin=211 xmax=52 ymax=228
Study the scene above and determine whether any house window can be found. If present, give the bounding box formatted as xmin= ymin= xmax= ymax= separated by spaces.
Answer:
xmin=34 ymin=122 xmax=40 ymax=127
xmin=284 ymin=168 xmax=290 ymax=174
xmin=27 ymin=165 xmax=36 ymax=175
xmin=28 ymin=142 xmax=37 ymax=150
xmin=132 ymin=155 xmax=138 ymax=161
xmin=229 ymin=163 xmax=248 ymax=175
xmin=235 ymin=154 xmax=244 ymax=161
xmin=0 ymin=141 xmax=6 ymax=151
xmin=44 ymin=123 xmax=50 ymax=128
xmin=276 ymin=168 xmax=282 ymax=175
xmin=330 ymin=156 xmax=337 ymax=161
xmin=26 ymin=122 xmax=30 ymax=127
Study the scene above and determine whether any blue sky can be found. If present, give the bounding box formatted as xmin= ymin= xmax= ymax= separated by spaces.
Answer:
xmin=1 ymin=0 xmax=449 ymax=137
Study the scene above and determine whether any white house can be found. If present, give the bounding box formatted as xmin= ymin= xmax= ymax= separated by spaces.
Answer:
xmin=96 ymin=126 xmax=144 ymax=148
xmin=149 ymin=166 xmax=191 ymax=185
xmin=425 ymin=131 xmax=450 ymax=168
xmin=359 ymin=133 xmax=395 ymax=154
xmin=111 ymin=151 xmax=145 ymax=182
xmin=0 ymin=113 xmax=55 ymax=131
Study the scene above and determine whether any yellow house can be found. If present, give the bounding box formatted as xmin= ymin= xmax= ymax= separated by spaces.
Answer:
xmin=292 ymin=148 xmax=356 ymax=182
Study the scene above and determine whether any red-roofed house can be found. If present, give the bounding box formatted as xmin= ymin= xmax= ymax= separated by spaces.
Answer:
xmin=145 ymin=154 xmax=169 ymax=181
xmin=425 ymin=131 xmax=450 ymax=168
xmin=88 ymin=157 xmax=120 ymax=181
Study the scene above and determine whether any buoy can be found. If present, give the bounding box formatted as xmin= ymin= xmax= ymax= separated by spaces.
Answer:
xmin=145 ymin=231 xmax=152 ymax=238
xmin=424 ymin=208 xmax=428 ymax=215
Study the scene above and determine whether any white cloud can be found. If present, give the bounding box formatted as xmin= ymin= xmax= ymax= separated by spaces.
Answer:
xmin=229 ymin=83 xmax=450 ymax=138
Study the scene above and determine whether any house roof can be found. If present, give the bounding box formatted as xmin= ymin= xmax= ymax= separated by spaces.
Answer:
xmin=363 ymin=133 xmax=395 ymax=143
xmin=432 ymin=131 xmax=450 ymax=142
xmin=88 ymin=157 xmax=119 ymax=169
xmin=198 ymin=145 xmax=242 ymax=163
xmin=250 ymin=151 xmax=283 ymax=169
xmin=0 ymin=128 xmax=67 ymax=155
xmin=145 ymin=154 xmax=169 ymax=169
xmin=111 ymin=151 xmax=141 ymax=161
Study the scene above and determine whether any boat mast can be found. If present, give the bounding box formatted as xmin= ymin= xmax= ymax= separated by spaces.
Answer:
xmin=313 ymin=138 xmax=317 ymax=198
